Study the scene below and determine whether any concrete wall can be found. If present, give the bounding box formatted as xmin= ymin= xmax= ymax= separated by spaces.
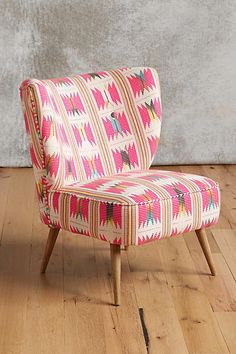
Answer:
xmin=1 ymin=0 xmax=236 ymax=166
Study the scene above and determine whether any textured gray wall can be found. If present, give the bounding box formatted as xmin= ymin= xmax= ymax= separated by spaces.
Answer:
xmin=1 ymin=0 xmax=236 ymax=166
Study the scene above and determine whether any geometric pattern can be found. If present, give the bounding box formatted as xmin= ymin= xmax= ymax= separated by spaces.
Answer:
xmin=19 ymin=67 xmax=220 ymax=246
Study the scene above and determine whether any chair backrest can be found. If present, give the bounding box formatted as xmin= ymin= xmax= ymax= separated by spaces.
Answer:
xmin=20 ymin=67 xmax=162 ymax=224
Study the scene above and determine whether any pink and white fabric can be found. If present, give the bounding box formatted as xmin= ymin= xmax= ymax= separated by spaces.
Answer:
xmin=20 ymin=67 xmax=220 ymax=246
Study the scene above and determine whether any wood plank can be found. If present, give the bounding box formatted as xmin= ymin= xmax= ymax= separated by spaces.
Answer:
xmin=0 ymin=168 xmax=11 ymax=244
xmin=22 ymin=192 xmax=65 ymax=354
xmin=215 ymin=313 xmax=236 ymax=354
xmin=0 ymin=166 xmax=236 ymax=353
xmin=63 ymin=234 xmax=146 ymax=353
xmin=0 ymin=169 xmax=35 ymax=353
xmin=63 ymin=232 xmax=107 ymax=353
xmin=212 ymin=229 xmax=236 ymax=280
xmin=94 ymin=238 xmax=147 ymax=354
xmin=185 ymin=232 xmax=236 ymax=312
xmin=127 ymin=239 xmax=189 ymax=353
xmin=131 ymin=270 xmax=189 ymax=354
xmin=157 ymin=235 xmax=229 ymax=354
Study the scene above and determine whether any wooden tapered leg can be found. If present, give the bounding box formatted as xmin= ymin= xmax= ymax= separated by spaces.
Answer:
xmin=110 ymin=244 xmax=121 ymax=306
xmin=40 ymin=228 xmax=60 ymax=274
xmin=195 ymin=228 xmax=216 ymax=276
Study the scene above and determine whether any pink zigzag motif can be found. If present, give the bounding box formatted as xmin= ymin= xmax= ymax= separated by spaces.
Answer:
xmin=170 ymin=225 xmax=191 ymax=237
xmin=99 ymin=203 xmax=122 ymax=228
xmin=200 ymin=217 xmax=218 ymax=229
xmin=127 ymin=143 xmax=139 ymax=167
xmin=45 ymin=153 xmax=60 ymax=177
xmin=42 ymin=115 xmax=56 ymax=142
xmin=37 ymin=83 xmax=51 ymax=107
xmin=113 ymin=204 xmax=122 ymax=228
xmin=138 ymin=104 xmax=150 ymax=127
xmin=144 ymin=68 xmax=156 ymax=89
xmin=102 ymin=112 xmax=131 ymax=141
xmin=139 ymin=173 xmax=168 ymax=182
xmin=118 ymin=67 xmax=129 ymax=72
xmin=40 ymin=212 xmax=50 ymax=226
xmin=138 ymin=231 xmax=161 ymax=245
xmin=84 ymin=122 xmax=96 ymax=145
xmin=94 ymin=154 xmax=105 ymax=176
xmin=132 ymin=190 xmax=161 ymax=227
xmin=154 ymin=97 xmax=162 ymax=119
xmin=51 ymin=220 xmax=60 ymax=229
xmin=191 ymin=179 xmax=219 ymax=211
xmin=49 ymin=77 xmax=74 ymax=87
xmin=91 ymin=88 xmax=105 ymax=110
xmin=81 ymin=154 xmax=105 ymax=179
xmin=65 ymin=157 xmax=77 ymax=180
xmin=138 ymin=97 xmax=162 ymax=128
xmin=79 ymin=178 xmax=108 ymax=190
xmin=107 ymin=83 xmax=121 ymax=105
xmin=72 ymin=122 xmax=95 ymax=147
xmin=80 ymin=71 xmax=109 ymax=82
xmin=127 ymin=68 xmax=156 ymax=98
xmin=163 ymin=182 xmax=192 ymax=218
xmin=80 ymin=73 xmax=93 ymax=82
xmin=30 ymin=144 xmax=41 ymax=169
xmin=203 ymin=177 xmax=219 ymax=189
xmin=105 ymin=181 xmax=136 ymax=194
xmin=70 ymin=226 xmax=90 ymax=236
xmin=96 ymin=71 xmax=109 ymax=78
xmin=99 ymin=234 xmax=108 ymax=242
xmin=52 ymin=192 xmax=60 ymax=213
xmin=112 ymin=148 xmax=125 ymax=172
xmin=112 ymin=143 xmax=138 ymax=172
xmin=69 ymin=195 xmax=89 ymax=221
xmin=61 ymin=92 xmax=85 ymax=116
xmin=182 ymin=224 xmax=192 ymax=235
xmin=111 ymin=237 xmax=122 ymax=245
xmin=148 ymin=136 xmax=159 ymax=159
xmin=71 ymin=92 xmax=85 ymax=114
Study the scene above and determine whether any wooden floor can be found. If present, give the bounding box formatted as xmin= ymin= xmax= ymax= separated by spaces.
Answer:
xmin=0 ymin=165 xmax=236 ymax=354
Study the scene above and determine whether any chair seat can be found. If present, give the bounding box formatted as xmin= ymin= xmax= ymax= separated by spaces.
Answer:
xmin=48 ymin=169 xmax=220 ymax=245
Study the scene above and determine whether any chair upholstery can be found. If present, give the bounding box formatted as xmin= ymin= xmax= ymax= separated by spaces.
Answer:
xmin=20 ymin=67 xmax=220 ymax=246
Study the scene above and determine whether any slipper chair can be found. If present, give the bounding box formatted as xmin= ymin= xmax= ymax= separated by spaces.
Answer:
xmin=20 ymin=67 xmax=220 ymax=305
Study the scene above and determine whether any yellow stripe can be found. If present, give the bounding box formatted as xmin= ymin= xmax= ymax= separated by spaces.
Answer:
xmin=115 ymin=69 xmax=150 ymax=166
xmin=109 ymin=71 xmax=144 ymax=167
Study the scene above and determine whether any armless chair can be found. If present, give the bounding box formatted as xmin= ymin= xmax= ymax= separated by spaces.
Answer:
xmin=20 ymin=67 xmax=220 ymax=305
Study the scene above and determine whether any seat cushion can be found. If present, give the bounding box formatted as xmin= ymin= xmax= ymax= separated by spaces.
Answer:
xmin=48 ymin=170 xmax=220 ymax=245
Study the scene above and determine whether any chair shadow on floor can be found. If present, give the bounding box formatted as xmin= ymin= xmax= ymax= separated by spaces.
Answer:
xmin=0 ymin=234 xmax=211 ymax=306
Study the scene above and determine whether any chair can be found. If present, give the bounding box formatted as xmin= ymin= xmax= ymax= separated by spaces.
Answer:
xmin=20 ymin=67 xmax=220 ymax=305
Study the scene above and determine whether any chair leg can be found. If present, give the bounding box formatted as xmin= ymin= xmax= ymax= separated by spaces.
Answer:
xmin=195 ymin=228 xmax=216 ymax=276
xmin=40 ymin=227 xmax=60 ymax=274
xmin=110 ymin=244 xmax=121 ymax=306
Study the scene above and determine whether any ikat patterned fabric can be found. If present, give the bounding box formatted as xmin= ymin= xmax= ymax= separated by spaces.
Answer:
xmin=20 ymin=67 xmax=220 ymax=246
